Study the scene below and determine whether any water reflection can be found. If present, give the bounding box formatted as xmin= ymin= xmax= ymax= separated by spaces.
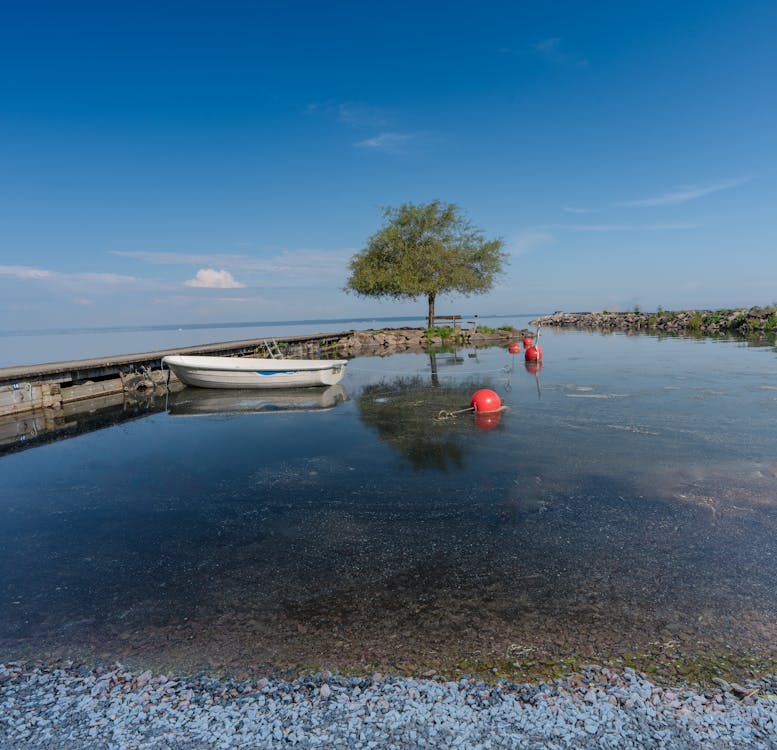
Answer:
xmin=167 ymin=384 xmax=348 ymax=416
xmin=0 ymin=392 xmax=162 ymax=456
xmin=356 ymin=378 xmax=481 ymax=470
xmin=500 ymin=355 xmax=542 ymax=399
xmin=524 ymin=359 xmax=542 ymax=399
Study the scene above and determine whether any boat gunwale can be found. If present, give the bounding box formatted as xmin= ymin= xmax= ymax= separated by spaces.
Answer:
xmin=161 ymin=355 xmax=348 ymax=373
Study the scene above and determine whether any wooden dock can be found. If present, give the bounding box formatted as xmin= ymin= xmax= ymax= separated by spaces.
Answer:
xmin=0 ymin=331 xmax=348 ymax=419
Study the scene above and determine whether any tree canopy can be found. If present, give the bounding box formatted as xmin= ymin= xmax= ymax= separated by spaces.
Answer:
xmin=345 ymin=201 xmax=506 ymax=328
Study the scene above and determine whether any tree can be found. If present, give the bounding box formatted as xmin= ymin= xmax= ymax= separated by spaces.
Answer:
xmin=345 ymin=201 xmax=506 ymax=328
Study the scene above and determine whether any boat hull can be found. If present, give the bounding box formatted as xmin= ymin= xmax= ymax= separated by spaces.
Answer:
xmin=161 ymin=355 xmax=347 ymax=389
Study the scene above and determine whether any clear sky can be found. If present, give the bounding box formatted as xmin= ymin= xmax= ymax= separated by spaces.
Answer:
xmin=1 ymin=0 xmax=775 ymax=330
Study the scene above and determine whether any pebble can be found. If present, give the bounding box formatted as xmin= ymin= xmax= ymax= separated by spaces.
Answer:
xmin=2 ymin=661 xmax=777 ymax=749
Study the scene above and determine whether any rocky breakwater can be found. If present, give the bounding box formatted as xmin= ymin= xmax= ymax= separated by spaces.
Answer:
xmin=332 ymin=326 xmax=524 ymax=357
xmin=534 ymin=307 xmax=777 ymax=337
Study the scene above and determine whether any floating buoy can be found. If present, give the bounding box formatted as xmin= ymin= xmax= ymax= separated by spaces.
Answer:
xmin=470 ymin=388 xmax=502 ymax=413
xmin=508 ymin=342 xmax=521 ymax=354
xmin=524 ymin=360 xmax=542 ymax=375
xmin=523 ymin=336 xmax=533 ymax=348
xmin=474 ymin=411 xmax=502 ymax=430
xmin=524 ymin=345 xmax=543 ymax=361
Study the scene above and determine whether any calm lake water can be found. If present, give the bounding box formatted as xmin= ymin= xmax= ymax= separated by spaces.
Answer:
xmin=1 ymin=328 xmax=777 ymax=683
xmin=0 ymin=314 xmax=533 ymax=367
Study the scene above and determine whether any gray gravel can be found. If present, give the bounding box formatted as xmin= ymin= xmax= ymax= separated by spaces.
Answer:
xmin=2 ymin=661 xmax=777 ymax=749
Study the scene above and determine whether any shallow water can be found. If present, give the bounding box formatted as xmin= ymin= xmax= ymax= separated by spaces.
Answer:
xmin=1 ymin=330 xmax=776 ymax=682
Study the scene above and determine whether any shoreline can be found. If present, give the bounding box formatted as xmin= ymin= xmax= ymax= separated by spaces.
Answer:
xmin=2 ymin=659 xmax=776 ymax=749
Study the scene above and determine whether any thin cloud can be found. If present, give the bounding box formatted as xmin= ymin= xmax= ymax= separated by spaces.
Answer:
xmin=531 ymin=37 xmax=588 ymax=67
xmin=555 ymin=222 xmax=699 ymax=232
xmin=338 ymin=103 xmax=389 ymax=128
xmin=614 ymin=178 xmax=748 ymax=207
xmin=111 ymin=250 xmax=246 ymax=265
xmin=306 ymin=100 xmax=390 ymax=129
xmin=78 ymin=272 xmax=142 ymax=284
xmin=510 ymin=230 xmax=555 ymax=256
xmin=0 ymin=265 xmax=54 ymax=280
xmin=115 ymin=248 xmax=354 ymax=286
xmin=533 ymin=37 xmax=562 ymax=54
xmin=0 ymin=265 xmax=139 ymax=285
xmin=356 ymin=132 xmax=413 ymax=153
xmin=212 ymin=297 xmax=255 ymax=304
xmin=563 ymin=206 xmax=596 ymax=214
xmin=184 ymin=268 xmax=245 ymax=289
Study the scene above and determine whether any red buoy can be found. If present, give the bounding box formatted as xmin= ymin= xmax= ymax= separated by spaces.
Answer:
xmin=470 ymin=388 xmax=502 ymax=413
xmin=508 ymin=342 xmax=521 ymax=354
xmin=524 ymin=345 xmax=543 ymax=361
xmin=523 ymin=336 xmax=533 ymax=348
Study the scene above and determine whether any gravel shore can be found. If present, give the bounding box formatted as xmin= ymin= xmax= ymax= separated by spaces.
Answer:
xmin=2 ymin=661 xmax=777 ymax=749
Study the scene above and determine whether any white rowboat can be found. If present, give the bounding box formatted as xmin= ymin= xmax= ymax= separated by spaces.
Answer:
xmin=161 ymin=355 xmax=347 ymax=389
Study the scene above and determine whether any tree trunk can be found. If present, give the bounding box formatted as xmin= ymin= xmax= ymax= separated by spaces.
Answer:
xmin=427 ymin=293 xmax=435 ymax=329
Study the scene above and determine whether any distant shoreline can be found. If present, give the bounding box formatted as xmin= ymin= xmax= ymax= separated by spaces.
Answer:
xmin=0 ymin=313 xmax=534 ymax=338
xmin=533 ymin=307 xmax=777 ymax=337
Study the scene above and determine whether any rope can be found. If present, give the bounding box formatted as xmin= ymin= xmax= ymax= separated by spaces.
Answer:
xmin=435 ymin=406 xmax=475 ymax=421
xmin=434 ymin=404 xmax=509 ymax=421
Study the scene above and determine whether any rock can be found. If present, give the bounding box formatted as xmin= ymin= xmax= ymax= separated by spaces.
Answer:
xmin=533 ymin=307 xmax=776 ymax=337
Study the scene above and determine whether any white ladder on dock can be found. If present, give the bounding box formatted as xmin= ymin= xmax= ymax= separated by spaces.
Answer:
xmin=262 ymin=339 xmax=284 ymax=359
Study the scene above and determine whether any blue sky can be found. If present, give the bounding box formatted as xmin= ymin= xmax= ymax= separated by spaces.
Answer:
xmin=1 ymin=0 xmax=775 ymax=330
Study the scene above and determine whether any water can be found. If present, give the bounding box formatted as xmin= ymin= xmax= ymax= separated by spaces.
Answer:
xmin=0 ymin=314 xmax=535 ymax=367
xmin=1 ymin=329 xmax=776 ymax=682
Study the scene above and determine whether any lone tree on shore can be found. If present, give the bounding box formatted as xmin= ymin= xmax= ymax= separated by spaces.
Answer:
xmin=345 ymin=201 xmax=506 ymax=328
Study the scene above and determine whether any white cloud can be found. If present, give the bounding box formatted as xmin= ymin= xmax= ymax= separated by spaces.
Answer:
xmin=563 ymin=206 xmax=595 ymax=214
xmin=355 ymin=132 xmax=413 ymax=153
xmin=614 ymin=177 xmax=748 ymax=207
xmin=184 ymin=268 xmax=245 ymax=289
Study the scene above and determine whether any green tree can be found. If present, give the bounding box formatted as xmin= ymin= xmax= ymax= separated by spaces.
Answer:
xmin=345 ymin=201 xmax=506 ymax=328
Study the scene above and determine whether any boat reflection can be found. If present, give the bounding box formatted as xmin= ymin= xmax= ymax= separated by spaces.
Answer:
xmin=166 ymin=384 xmax=348 ymax=416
